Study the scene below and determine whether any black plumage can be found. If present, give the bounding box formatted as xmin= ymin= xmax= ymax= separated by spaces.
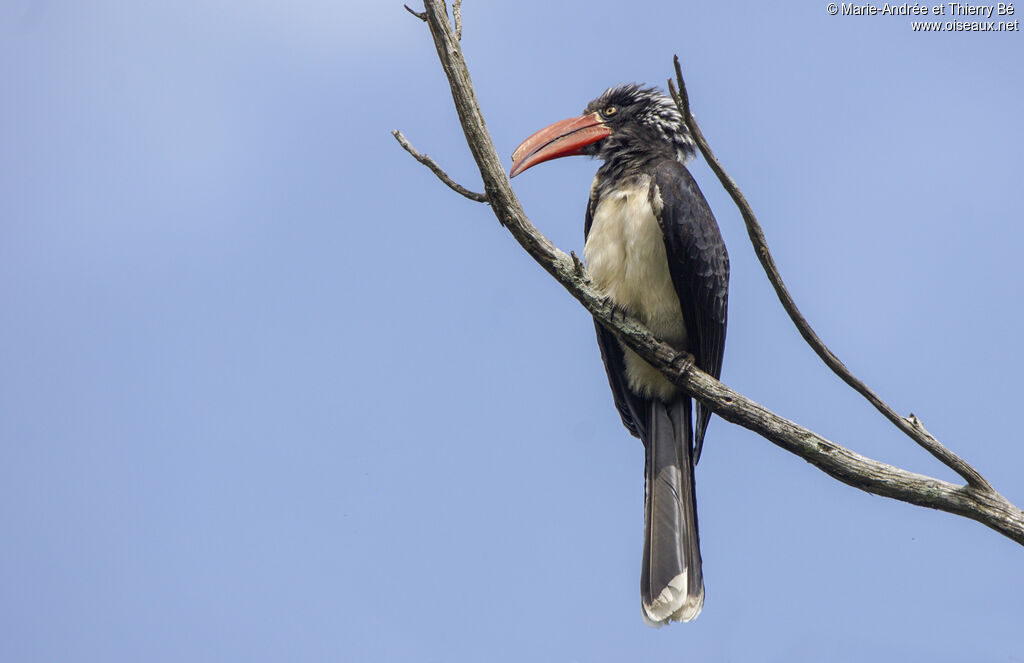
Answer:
xmin=511 ymin=83 xmax=729 ymax=625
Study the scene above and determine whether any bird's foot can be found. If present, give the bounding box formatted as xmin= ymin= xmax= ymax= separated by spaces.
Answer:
xmin=602 ymin=296 xmax=625 ymax=322
xmin=670 ymin=351 xmax=694 ymax=375
xmin=570 ymin=251 xmax=587 ymax=278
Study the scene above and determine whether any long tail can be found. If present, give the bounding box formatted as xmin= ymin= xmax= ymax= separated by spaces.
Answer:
xmin=640 ymin=397 xmax=704 ymax=626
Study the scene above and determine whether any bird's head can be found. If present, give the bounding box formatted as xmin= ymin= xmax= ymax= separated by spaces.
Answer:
xmin=510 ymin=84 xmax=695 ymax=178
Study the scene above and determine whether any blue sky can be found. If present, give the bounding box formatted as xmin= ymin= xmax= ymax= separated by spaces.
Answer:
xmin=2 ymin=1 xmax=1022 ymax=661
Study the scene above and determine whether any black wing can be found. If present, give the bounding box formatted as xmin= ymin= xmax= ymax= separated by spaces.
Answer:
xmin=585 ymin=191 xmax=649 ymax=442
xmin=649 ymin=159 xmax=729 ymax=460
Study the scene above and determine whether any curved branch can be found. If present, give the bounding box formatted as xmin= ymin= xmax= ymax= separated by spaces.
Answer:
xmin=402 ymin=0 xmax=1024 ymax=545
xmin=666 ymin=59 xmax=992 ymax=492
xmin=403 ymin=4 xmax=427 ymax=20
xmin=392 ymin=130 xmax=488 ymax=203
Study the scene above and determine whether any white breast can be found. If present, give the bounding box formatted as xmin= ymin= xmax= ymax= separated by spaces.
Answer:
xmin=583 ymin=175 xmax=687 ymax=401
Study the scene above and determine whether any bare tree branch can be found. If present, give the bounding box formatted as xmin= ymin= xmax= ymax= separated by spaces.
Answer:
xmin=400 ymin=0 xmax=1024 ymax=546
xmin=453 ymin=0 xmax=463 ymax=40
xmin=667 ymin=58 xmax=992 ymax=492
xmin=391 ymin=130 xmax=488 ymax=203
xmin=403 ymin=4 xmax=427 ymax=20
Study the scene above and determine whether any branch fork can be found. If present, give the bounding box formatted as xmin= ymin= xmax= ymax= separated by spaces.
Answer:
xmin=396 ymin=0 xmax=1023 ymax=545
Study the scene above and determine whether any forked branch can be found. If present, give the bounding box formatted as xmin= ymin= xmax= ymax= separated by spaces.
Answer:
xmin=396 ymin=0 xmax=1024 ymax=545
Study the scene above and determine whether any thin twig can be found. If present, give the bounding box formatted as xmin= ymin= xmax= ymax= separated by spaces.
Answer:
xmin=392 ymin=130 xmax=488 ymax=203
xmin=403 ymin=4 xmax=427 ymax=20
xmin=408 ymin=0 xmax=1023 ymax=544
xmin=667 ymin=56 xmax=993 ymax=493
xmin=453 ymin=0 xmax=463 ymax=40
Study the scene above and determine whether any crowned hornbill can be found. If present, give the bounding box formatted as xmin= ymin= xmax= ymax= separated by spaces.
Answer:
xmin=510 ymin=84 xmax=729 ymax=625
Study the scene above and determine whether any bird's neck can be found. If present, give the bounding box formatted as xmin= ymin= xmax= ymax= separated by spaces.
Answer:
xmin=596 ymin=141 xmax=678 ymax=190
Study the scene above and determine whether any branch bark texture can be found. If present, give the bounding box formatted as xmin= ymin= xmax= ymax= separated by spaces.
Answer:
xmin=398 ymin=0 xmax=1024 ymax=546
xmin=667 ymin=60 xmax=992 ymax=493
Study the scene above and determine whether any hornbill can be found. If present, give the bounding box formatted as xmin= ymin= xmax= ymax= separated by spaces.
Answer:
xmin=510 ymin=84 xmax=729 ymax=625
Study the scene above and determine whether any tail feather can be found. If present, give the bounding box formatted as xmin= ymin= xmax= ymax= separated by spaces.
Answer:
xmin=640 ymin=397 xmax=703 ymax=625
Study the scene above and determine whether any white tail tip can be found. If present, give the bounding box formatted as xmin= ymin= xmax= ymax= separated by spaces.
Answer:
xmin=641 ymin=572 xmax=705 ymax=626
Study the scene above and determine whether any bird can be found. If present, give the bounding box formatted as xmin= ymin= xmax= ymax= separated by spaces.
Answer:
xmin=509 ymin=84 xmax=729 ymax=626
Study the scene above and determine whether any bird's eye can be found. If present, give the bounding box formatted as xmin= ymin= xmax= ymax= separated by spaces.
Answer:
xmin=602 ymin=106 xmax=618 ymax=117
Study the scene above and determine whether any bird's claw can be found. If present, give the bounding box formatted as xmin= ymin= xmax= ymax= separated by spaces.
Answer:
xmin=570 ymin=251 xmax=586 ymax=278
xmin=670 ymin=352 xmax=694 ymax=375
xmin=602 ymin=296 xmax=625 ymax=322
